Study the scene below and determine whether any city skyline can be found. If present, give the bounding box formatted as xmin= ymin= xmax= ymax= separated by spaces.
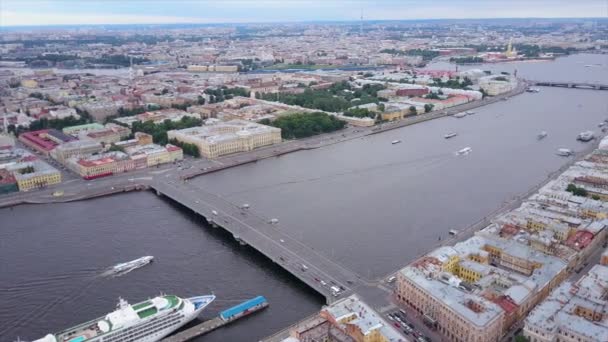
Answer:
xmin=1 ymin=0 xmax=607 ymax=27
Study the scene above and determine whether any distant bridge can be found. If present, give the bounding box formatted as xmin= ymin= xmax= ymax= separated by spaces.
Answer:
xmin=529 ymin=80 xmax=608 ymax=90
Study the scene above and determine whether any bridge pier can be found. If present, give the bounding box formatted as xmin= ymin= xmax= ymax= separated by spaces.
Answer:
xmin=568 ymin=83 xmax=573 ymax=88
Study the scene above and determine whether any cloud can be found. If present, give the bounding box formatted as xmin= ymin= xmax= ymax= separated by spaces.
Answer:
xmin=1 ymin=11 xmax=230 ymax=26
xmin=0 ymin=0 xmax=605 ymax=26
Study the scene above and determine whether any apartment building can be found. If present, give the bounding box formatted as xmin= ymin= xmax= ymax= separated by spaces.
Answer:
xmin=524 ymin=263 xmax=608 ymax=342
xmin=396 ymin=234 xmax=568 ymax=342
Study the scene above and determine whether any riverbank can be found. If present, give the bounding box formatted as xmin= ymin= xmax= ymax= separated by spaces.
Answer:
xmin=181 ymin=80 xmax=527 ymax=180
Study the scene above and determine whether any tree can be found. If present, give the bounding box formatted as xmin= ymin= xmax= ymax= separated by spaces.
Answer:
xmin=409 ymin=106 xmax=417 ymax=116
xmin=29 ymin=92 xmax=44 ymax=100
xmin=266 ymin=112 xmax=346 ymax=139
xmin=592 ymin=194 xmax=601 ymax=200
xmin=343 ymin=108 xmax=375 ymax=119
xmin=169 ymin=138 xmax=200 ymax=157
xmin=514 ymin=335 xmax=529 ymax=342
xmin=424 ymin=104 xmax=434 ymax=113
xmin=108 ymin=144 xmax=125 ymax=153
xmin=197 ymin=96 xmax=205 ymax=105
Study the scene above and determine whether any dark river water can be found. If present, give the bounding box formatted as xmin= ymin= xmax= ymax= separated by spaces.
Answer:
xmin=1 ymin=54 xmax=607 ymax=341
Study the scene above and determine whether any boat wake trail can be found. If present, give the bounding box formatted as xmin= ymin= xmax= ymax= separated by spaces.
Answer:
xmin=0 ymin=270 xmax=98 ymax=337
xmin=99 ymin=256 xmax=154 ymax=278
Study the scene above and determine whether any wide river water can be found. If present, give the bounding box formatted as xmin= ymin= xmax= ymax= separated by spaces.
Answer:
xmin=1 ymin=53 xmax=607 ymax=341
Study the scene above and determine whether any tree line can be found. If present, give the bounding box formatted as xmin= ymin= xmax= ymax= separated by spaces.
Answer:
xmin=168 ymin=139 xmax=200 ymax=157
xmin=258 ymin=81 xmax=386 ymax=113
xmin=131 ymin=116 xmax=202 ymax=145
xmin=260 ymin=112 xmax=346 ymax=139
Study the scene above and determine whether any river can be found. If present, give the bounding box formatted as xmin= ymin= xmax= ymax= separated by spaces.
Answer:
xmin=0 ymin=193 xmax=323 ymax=341
xmin=1 ymin=53 xmax=607 ymax=341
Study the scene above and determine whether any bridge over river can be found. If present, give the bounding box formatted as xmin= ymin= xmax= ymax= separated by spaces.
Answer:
xmin=150 ymin=177 xmax=369 ymax=303
xmin=530 ymin=80 xmax=608 ymax=90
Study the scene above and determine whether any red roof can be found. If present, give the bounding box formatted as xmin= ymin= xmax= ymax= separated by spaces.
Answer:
xmin=78 ymin=157 xmax=115 ymax=167
xmin=495 ymin=296 xmax=518 ymax=314
xmin=166 ymin=145 xmax=182 ymax=152
xmin=566 ymin=230 xmax=594 ymax=250
xmin=20 ymin=130 xmax=57 ymax=151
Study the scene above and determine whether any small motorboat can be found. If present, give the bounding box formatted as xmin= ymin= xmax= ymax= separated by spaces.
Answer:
xmin=392 ymin=139 xmax=402 ymax=145
xmin=537 ymin=131 xmax=548 ymax=140
xmin=457 ymin=147 xmax=472 ymax=155
xmin=444 ymin=132 xmax=458 ymax=139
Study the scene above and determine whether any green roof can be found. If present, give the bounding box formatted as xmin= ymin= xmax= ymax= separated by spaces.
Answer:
xmin=132 ymin=301 xmax=152 ymax=311
xmin=137 ymin=307 xmax=158 ymax=319
xmin=164 ymin=295 xmax=180 ymax=309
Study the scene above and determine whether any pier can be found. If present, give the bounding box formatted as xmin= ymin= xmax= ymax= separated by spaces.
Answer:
xmin=162 ymin=297 xmax=269 ymax=342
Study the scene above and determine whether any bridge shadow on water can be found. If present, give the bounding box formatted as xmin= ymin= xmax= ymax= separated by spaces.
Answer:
xmin=154 ymin=190 xmax=326 ymax=304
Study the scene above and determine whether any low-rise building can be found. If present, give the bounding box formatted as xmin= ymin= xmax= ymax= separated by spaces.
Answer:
xmin=281 ymin=294 xmax=406 ymax=342
xmin=113 ymin=109 xmax=198 ymax=127
xmin=168 ymin=120 xmax=281 ymax=159
xmin=524 ymin=263 xmax=608 ymax=342
xmin=124 ymin=143 xmax=183 ymax=167
xmin=396 ymin=233 xmax=569 ymax=342
xmin=50 ymin=140 xmax=103 ymax=164
xmin=1 ymin=148 xmax=62 ymax=191
xmin=18 ymin=129 xmax=75 ymax=156
xmin=479 ymin=76 xmax=517 ymax=96
xmin=68 ymin=151 xmax=135 ymax=180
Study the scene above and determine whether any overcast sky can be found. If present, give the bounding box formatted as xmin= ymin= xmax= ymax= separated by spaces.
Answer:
xmin=1 ymin=0 xmax=606 ymax=26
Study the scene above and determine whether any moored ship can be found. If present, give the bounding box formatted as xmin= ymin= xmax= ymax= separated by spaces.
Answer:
xmin=34 ymin=294 xmax=215 ymax=342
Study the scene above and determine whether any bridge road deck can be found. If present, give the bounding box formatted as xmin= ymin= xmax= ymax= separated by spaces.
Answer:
xmin=151 ymin=178 xmax=365 ymax=303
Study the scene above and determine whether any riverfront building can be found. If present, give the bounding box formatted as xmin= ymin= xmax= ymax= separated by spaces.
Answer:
xmin=396 ymin=234 xmax=568 ymax=342
xmin=280 ymin=294 xmax=406 ymax=342
xmin=524 ymin=261 xmax=608 ymax=342
xmin=394 ymin=136 xmax=608 ymax=342
xmin=0 ymin=147 xmax=61 ymax=192
xmin=67 ymin=144 xmax=182 ymax=179
xmin=167 ymin=120 xmax=281 ymax=159
xmin=50 ymin=140 xmax=104 ymax=164
xmin=479 ymin=75 xmax=517 ymax=96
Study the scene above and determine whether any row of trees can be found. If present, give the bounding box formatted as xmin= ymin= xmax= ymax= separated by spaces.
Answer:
xmin=204 ymin=87 xmax=250 ymax=103
xmin=168 ymin=138 xmax=200 ymax=157
xmin=450 ymin=56 xmax=484 ymax=64
xmin=131 ymin=116 xmax=202 ymax=145
xmin=260 ymin=112 xmax=346 ymax=139
xmin=432 ymin=76 xmax=474 ymax=89
xmin=566 ymin=183 xmax=594 ymax=198
xmin=380 ymin=48 xmax=440 ymax=61
xmin=18 ymin=54 xmax=149 ymax=68
xmin=8 ymin=114 xmax=92 ymax=136
xmin=343 ymin=108 xmax=376 ymax=119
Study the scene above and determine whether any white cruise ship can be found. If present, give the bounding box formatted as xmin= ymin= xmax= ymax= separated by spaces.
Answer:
xmin=34 ymin=294 xmax=215 ymax=342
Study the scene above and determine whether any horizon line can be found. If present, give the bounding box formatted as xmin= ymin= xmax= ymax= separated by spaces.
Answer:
xmin=1 ymin=16 xmax=606 ymax=29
